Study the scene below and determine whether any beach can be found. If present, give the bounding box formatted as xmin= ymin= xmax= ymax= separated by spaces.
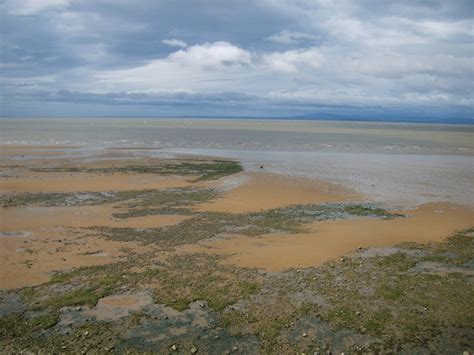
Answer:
xmin=0 ymin=119 xmax=473 ymax=353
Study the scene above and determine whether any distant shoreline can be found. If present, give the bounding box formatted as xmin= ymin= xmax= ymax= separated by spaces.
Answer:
xmin=1 ymin=116 xmax=473 ymax=125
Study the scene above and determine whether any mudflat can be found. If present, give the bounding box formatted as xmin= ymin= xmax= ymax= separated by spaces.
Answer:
xmin=0 ymin=146 xmax=473 ymax=353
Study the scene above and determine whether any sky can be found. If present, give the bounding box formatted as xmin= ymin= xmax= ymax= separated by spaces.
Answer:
xmin=0 ymin=0 xmax=473 ymax=120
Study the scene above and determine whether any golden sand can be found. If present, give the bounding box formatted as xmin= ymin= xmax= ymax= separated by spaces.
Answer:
xmin=197 ymin=172 xmax=358 ymax=213
xmin=184 ymin=202 xmax=474 ymax=272
xmin=1 ymin=146 xmax=472 ymax=288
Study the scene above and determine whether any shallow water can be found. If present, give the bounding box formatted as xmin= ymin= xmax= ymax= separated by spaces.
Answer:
xmin=163 ymin=148 xmax=474 ymax=208
xmin=2 ymin=118 xmax=473 ymax=155
xmin=1 ymin=118 xmax=473 ymax=207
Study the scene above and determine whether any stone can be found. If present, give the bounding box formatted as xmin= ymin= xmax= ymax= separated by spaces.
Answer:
xmin=302 ymin=332 xmax=308 ymax=337
xmin=84 ymin=331 xmax=89 ymax=336
xmin=171 ymin=344 xmax=178 ymax=351
xmin=191 ymin=346 xmax=198 ymax=354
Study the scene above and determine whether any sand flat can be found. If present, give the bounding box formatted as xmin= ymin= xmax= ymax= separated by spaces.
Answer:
xmin=197 ymin=172 xmax=358 ymax=213
xmin=1 ymin=148 xmax=473 ymax=290
xmin=0 ymin=230 xmax=151 ymax=289
xmin=184 ymin=202 xmax=474 ymax=271
xmin=0 ymin=172 xmax=192 ymax=193
xmin=0 ymin=205 xmax=191 ymax=230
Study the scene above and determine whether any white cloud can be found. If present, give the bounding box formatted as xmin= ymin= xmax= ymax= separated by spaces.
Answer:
xmin=267 ymin=30 xmax=318 ymax=44
xmin=162 ymin=39 xmax=188 ymax=48
xmin=168 ymin=41 xmax=252 ymax=67
xmin=261 ymin=48 xmax=324 ymax=73
xmin=5 ymin=0 xmax=71 ymax=15
xmin=96 ymin=41 xmax=254 ymax=92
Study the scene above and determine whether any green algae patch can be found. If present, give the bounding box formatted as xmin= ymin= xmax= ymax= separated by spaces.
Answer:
xmin=92 ymin=203 xmax=402 ymax=247
xmin=0 ymin=187 xmax=217 ymax=209
xmin=28 ymin=159 xmax=243 ymax=181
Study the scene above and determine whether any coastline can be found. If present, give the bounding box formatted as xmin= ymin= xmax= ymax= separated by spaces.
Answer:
xmin=1 ymin=145 xmax=473 ymax=287
xmin=0 ymin=144 xmax=473 ymax=353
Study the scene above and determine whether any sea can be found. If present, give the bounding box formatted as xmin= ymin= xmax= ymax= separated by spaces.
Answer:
xmin=1 ymin=117 xmax=473 ymax=208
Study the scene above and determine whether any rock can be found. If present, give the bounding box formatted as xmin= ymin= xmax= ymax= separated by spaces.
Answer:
xmin=356 ymin=311 xmax=361 ymax=316
xmin=199 ymin=303 xmax=205 ymax=308
xmin=171 ymin=344 xmax=178 ymax=351
xmin=214 ymin=335 xmax=220 ymax=339
xmin=302 ymin=332 xmax=308 ymax=337
xmin=340 ymin=257 xmax=345 ymax=262
xmin=84 ymin=331 xmax=89 ymax=336
xmin=260 ymin=165 xmax=264 ymax=169
xmin=191 ymin=346 xmax=198 ymax=353
xmin=75 ymin=306 xmax=82 ymax=311
xmin=232 ymin=346 xmax=238 ymax=351
xmin=360 ymin=326 xmax=367 ymax=334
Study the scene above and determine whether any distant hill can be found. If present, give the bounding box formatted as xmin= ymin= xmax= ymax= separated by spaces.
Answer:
xmin=291 ymin=113 xmax=474 ymax=125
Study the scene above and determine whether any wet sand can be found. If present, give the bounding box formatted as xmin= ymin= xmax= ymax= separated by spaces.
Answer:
xmin=1 ymin=145 xmax=473 ymax=289
xmin=0 ymin=172 xmax=193 ymax=193
xmin=185 ymin=202 xmax=474 ymax=271
xmin=198 ymin=172 xmax=358 ymax=213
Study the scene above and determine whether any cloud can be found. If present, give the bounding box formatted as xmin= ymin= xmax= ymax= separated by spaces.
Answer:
xmin=261 ymin=47 xmax=324 ymax=73
xmin=267 ymin=30 xmax=318 ymax=44
xmin=162 ymin=39 xmax=188 ymax=48
xmin=1 ymin=0 xmax=473 ymax=119
xmin=168 ymin=41 xmax=252 ymax=67
xmin=5 ymin=0 xmax=71 ymax=15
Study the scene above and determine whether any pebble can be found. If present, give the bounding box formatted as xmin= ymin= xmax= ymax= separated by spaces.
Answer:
xmin=171 ymin=344 xmax=178 ymax=351
xmin=302 ymin=332 xmax=308 ymax=337
xmin=75 ymin=306 xmax=82 ymax=311
xmin=191 ymin=346 xmax=198 ymax=353
xmin=232 ymin=346 xmax=238 ymax=351
xmin=84 ymin=331 xmax=89 ymax=336
xmin=340 ymin=257 xmax=345 ymax=262
xmin=356 ymin=311 xmax=361 ymax=316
